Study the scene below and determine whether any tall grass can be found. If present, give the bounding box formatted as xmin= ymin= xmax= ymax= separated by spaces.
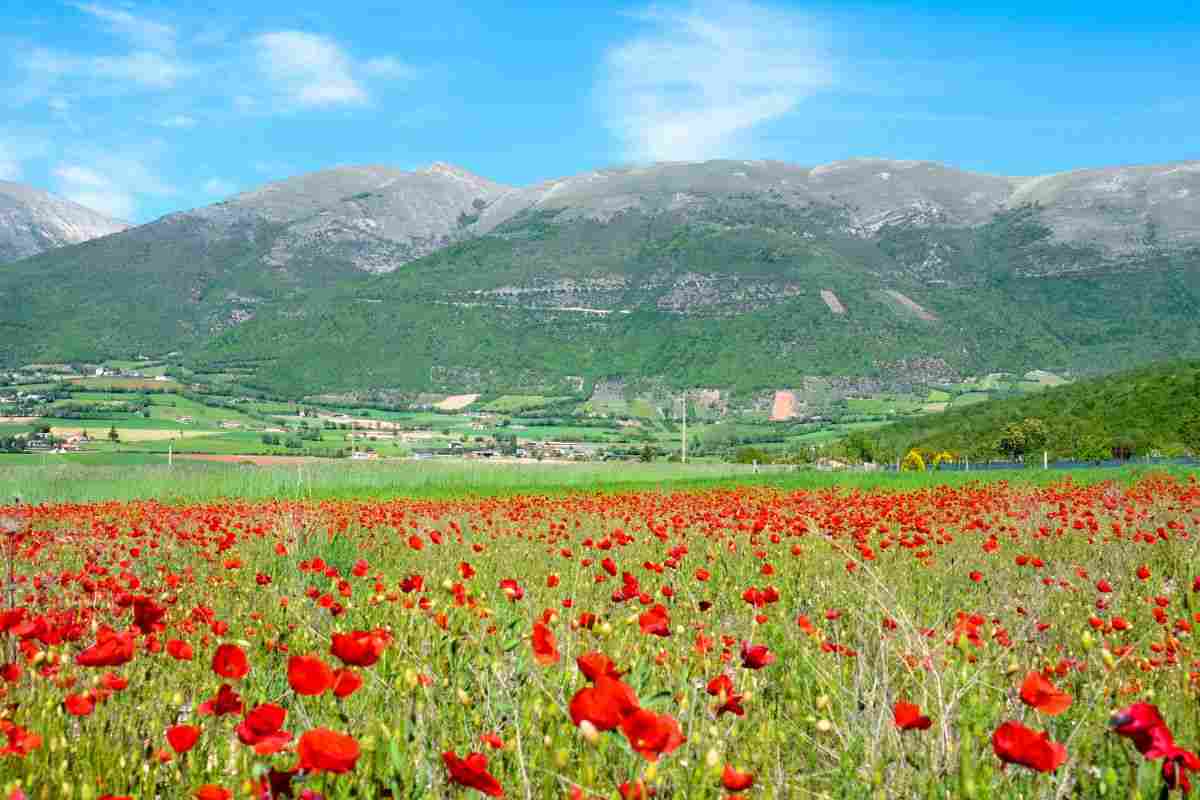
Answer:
xmin=1 ymin=458 xmax=1191 ymax=504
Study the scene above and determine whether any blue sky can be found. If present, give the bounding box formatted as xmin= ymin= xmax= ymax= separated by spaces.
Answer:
xmin=2 ymin=0 xmax=1197 ymax=222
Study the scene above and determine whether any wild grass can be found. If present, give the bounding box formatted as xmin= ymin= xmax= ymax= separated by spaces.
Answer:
xmin=0 ymin=458 xmax=1192 ymax=504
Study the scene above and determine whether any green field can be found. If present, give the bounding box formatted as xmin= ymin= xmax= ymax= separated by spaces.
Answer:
xmin=1 ymin=457 xmax=1187 ymax=505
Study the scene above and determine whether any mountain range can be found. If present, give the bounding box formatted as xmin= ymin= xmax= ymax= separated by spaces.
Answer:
xmin=2 ymin=157 xmax=1198 ymax=400
xmin=0 ymin=181 xmax=129 ymax=263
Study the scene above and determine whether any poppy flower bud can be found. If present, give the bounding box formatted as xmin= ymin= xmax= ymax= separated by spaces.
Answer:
xmin=816 ymin=719 xmax=833 ymax=733
xmin=1101 ymin=649 xmax=1116 ymax=669
xmin=457 ymin=688 xmax=472 ymax=706
xmin=554 ymin=747 xmax=569 ymax=768
xmin=644 ymin=762 xmax=657 ymax=782
xmin=706 ymin=747 xmax=721 ymax=768
xmin=1080 ymin=632 xmax=1094 ymax=651
xmin=598 ymin=623 xmax=613 ymax=637
xmin=578 ymin=720 xmax=600 ymax=745
xmin=815 ymin=694 xmax=830 ymax=710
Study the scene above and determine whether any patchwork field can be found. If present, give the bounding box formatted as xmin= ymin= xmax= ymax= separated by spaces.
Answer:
xmin=0 ymin=469 xmax=1196 ymax=799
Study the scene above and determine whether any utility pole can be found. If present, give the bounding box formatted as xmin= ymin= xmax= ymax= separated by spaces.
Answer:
xmin=680 ymin=390 xmax=687 ymax=464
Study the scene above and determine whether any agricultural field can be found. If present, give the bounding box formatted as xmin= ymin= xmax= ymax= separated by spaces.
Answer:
xmin=0 ymin=468 xmax=1196 ymax=799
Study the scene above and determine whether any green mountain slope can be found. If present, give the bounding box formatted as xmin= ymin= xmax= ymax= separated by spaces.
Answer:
xmin=874 ymin=360 xmax=1200 ymax=459
xmin=196 ymin=200 xmax=1200 ymax=397
xmin=3 ymin=158 xmax=1200 ymax=399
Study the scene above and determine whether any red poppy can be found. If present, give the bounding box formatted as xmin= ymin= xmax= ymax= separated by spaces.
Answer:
xmin=1111 ymin=703 xmax=1182 ymax=759
xmin=443 ymin=750 xmax=504 ymax=797
xmin=706 ymin=674 xmax=745 ymax=716
xmin=499 ymin=579 xmax=524 ymax=601
xmin=1019 ymin=671 xmax=1072 ymax=716
xmin=0 ymin=720 xmax=41 ymax=757
xmin=332 ymin=668 xmax=363 ymax=698
xmin=76 ymin=630 xmax=135 ymax=667
xmin=740 ymin=641 xmax=775 ymax=670
xmin=991 ymin=721 xmax=1067 ymax=773
xmin=236 ymin=703 xmax=291 ymax=755
xmin=1111 ymin=704 xmax=1200 ymax=794
xmin=297 ymin=728 xmax=361 ymax=774
xmin=166 ymin=725 xmax=201 ymax=754
xmin=620 ymin=708 xmax=685 ymax=761
xmin=166 ymin=639 xmax=194 ymax=661
xmin=288 ymin=655 xmax=334 ymax=695
xmin=638 ymin=605 xmax=671 ymax=637
xmin=893 ymin=701 xmax=932 ymax=731
xmin=198 ymin=684 xmax=244 ymax=717
xmin=211 ymin=644 xmax=249 ymax=680
xmin=531 ymin=622 xmax=560 ymax=666
xmin=569 ymin=676 xmax=639 ymax=731
xmin=721 ymin=765 xmax=755 ymax=791
xmin=98 ymin=672 xmax=127 ymax=692
xmin=576 ymin=652 xmax=622 ymax=682
xmin=132 ymin=597 xmax=167 ymax=634
xmin=64 ymin=693 xmax=95 ymax=716
xmin=480 ymin=732 xmax=504 ymax=749
xmin=330 ymin=630 xmax=388 ymax=667
xmin=193 ymin=786 xmax=231 ymax=800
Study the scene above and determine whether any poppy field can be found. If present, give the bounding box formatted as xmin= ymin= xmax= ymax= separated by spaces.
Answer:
xmin=0 ymin=474 xmax=1198 ymax=799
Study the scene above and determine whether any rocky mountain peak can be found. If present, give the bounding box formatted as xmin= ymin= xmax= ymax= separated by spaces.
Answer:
xmin=0 ymin=181 xmax=130 ymax=264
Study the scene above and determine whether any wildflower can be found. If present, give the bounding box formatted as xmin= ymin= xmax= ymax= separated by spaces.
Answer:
xmin=211 ymin=644 xmax=249 ymax=680
xmin=166 ymin=725 xmax=201 ymax=754
xmin=1019 ymin=671 xmax=1073 ymax=716
xmin=991 ymin=721 xmax=1067 ymax=773
xmin=893 ymin=701 xmax=932 ymax=731
xmin=297 ymin=728 xmax=360 ymax=774
xmin=443 ymin=750 xmax=504 ymax=797
xmin=288 ymin=655 xmax=334 ymax=696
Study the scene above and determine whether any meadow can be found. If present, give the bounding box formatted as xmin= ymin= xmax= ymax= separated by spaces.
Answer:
xmin=0 ymin=464 xmax=1197 ymax=799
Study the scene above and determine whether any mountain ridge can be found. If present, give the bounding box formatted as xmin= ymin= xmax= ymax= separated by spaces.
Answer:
xmin=2 ymin=155 xmax=1198 ymax=398
xmin=0 ymin=181 xmax=130 ymax=263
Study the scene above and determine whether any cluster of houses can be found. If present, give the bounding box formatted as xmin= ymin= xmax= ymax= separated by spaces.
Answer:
xmin=20 ymin=431 xmax=89 ymax=454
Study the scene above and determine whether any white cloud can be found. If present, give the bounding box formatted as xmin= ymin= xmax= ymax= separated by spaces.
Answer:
xmin=202 ymin=178 xmax=236 ymax=196
xmin=253 ymin=31 xmax=369 ymax=108
xmin=92 ymin=51 xmax=191 ymax=88
xmin=52 ymin=152 xmax=174 ymax=221
xmin=23 ymin=48 xmax=191 ymax=90
xmin=363 ymin=56 xmax=417 ymax=81
xmin=73 ymin=3 xmax=177 ymax=51
xmin=601 ymin=0 xmax=833 ymax=161
xmin=159 ymin=114 xmax=197 ymax=129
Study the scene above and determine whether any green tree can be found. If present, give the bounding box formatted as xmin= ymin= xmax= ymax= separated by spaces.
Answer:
xmin=997 ymin=417 xmax=1048 ymax=461
xmin=1180 ymin=409 xmax=1200 ymax=456
xmin=1073 ymin=431 xmax=1112 ymax=463
xmin=843 ymin=431 xmax=877 ymax=464
xmin=107 ymin=426 xmax=119 ymax=443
